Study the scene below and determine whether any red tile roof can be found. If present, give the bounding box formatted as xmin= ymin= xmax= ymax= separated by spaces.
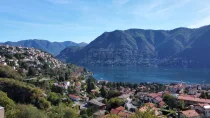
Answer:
xmin=155 ymin=97 xmax=163 ymax=102
xmin=178 ymin=96 xmax=210 ymax=104
xmin=148 ymin=93 xmax=162 ymax=98
xmin=69 ymin=94 xmax=80 ymax=99
xmin=145 ymin=103 xmax=155 ymax=108
xmin=182 ymin=110 xmax=199 ymax=117
xmin=110 ymin=109 xmax=120 ymax=115
xmin=159 ymin=101 xmax=166 ymax=107
xmin=116 ymin=106 xmax=125 ymax=111
xmin=110 ymin=107 xmax=132 ymax=117
xmin=195 ymin=103 xmax=210 ymax=109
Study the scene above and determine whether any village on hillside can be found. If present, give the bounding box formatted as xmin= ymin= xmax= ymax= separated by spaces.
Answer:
xmin=0 ymin=45 xmax=210 ymax=118
xmin=52 ymin=77 xmax=210 ymax=118
xmin=0 ymin=45 xmax=64 ymax=70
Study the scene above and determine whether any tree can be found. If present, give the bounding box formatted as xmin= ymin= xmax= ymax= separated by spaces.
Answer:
xmin=51 ymin=85 xmax=64 ymax=94
xmin=0 ymin=91 xmax=15 ymax=109
xmin=63 ymin=108 xmax=79 ymax=118
xmin=0 ymin=78 xmax=50 ymax=110
xmin=200 ymin=91 xmax=210 ymax=99
xmin=86 ymin=77 xmax=96 ymax=93
xmin=0 ymin=65 xmax=23 ymax=80
xmin=129 ymin=110 xmax=157 ymax=118
xmin=163 ymin=93 xmax=180 ymax=109
xmin=28 ymin=67 xmax=37 ymax=76
xmin=107 ymin=90 xmax=121 ymax=99
xmin=48 ymin=105 xmax=79 ymax=118
xmin=37 ymin=98 xmax=51 ymax=110
xmin=16 ymin=104 xmax=47 ymax=118
xmin=107 ymin=98 xmax=124 ymax=110
xmin=100 ymin=86 xmax=107 ymax=98
xmin=47 ymin=92 xmax=61 ymax=106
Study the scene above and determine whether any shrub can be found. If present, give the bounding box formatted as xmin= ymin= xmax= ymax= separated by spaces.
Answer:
xmin=0 ymin=65 xmax=23 ymax=80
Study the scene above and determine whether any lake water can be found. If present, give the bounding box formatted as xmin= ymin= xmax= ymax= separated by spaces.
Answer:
xmin=86 ymin=66 xmax=210 ymax=84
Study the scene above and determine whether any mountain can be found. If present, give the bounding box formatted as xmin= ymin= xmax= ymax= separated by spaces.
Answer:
xmin=56 ymin=46 xmax=85 ymax=62
xmin=57 ymin=25 xmax=210 ymax=68
xmin=1 ymin=39 xmax=87 ymax=56
xmin=78 ymin=42 xmax=88 ymax=47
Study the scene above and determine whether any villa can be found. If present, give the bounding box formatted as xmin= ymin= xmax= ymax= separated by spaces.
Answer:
xmin=181 ymin=110 xmax=200 ymax=118
xmin=69 ymin=94 xmax=80 ymax=101
xmin=178 ymin=95 xmax=210 ymax=104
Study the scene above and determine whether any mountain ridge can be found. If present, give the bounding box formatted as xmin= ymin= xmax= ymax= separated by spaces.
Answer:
xmin=57 ymin=25 xmax=210 ymax=68
xmin=1 ymin=39 xmax=88 ymax=56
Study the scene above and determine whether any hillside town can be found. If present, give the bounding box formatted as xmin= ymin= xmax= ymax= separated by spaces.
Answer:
xmin=51 ymin=75 xmax=210 ymax=118
xmin=0 ymin=45 xmax=210 ymax=118
xmin=0 ymin=45 xmax=64 ymax=71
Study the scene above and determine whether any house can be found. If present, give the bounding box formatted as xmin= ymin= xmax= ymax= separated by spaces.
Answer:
xmin=146 ymin=93 xmax=162 ymax=102
xmin=54 ymin=83 xmax=68 ymax=89
xmin=64 ymin=81 xmax=70 ymax=86
xmin=88 ymin=99 xmax=106 ymax=110
xmin=168 ymin=83 xmax=186 ymax=94
xmin=178 ymin=95 xmax=210 ymax=105
xmin=69 ymin=94 xmax=80 ymax=101
xmin=110 ymin=106 xmax=132 ymax=118
xmin=95 ymin=97 xmax=104 ymax=103
xmin=119 ymin=94 xmax=131 ymax=100
xmin=91 ymin=89 xmax=98 ymax=94
xmin=181 ymin=110 xmax=200 ymax=118
xmin=142 ymin=93 xmax=165 ymax=107
xmin=188 ymin=88 xmax=198 ymax=95
xmin=125 ymin=102 xmax=137 ymax=112
xmin=139 ymin=103 xmax=161 ymax=116
xmin=159 ymin=101 xmax=166 ymax=108
xmin=0 ymin=106 xmax=4 ymax=118
xmin=194 ymin=103 xmax=210 ymax=117
xmin=93 ymin=110 xmax=106 ymax=118
xmin=97 ymin=80 xmax=109 ymax=84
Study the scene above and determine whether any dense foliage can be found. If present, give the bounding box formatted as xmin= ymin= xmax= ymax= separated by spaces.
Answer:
xmin=107 ymin=97 xmax=125 ymax=110
xmin=163 ymin=93 xmax=185 ymax=109
xmin=0 ymin=65 xmax=23 ymax=80
xmin=0 ymin=78 xmax=50 ymax=109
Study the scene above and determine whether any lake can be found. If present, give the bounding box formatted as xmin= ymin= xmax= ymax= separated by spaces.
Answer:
xmin=86 ymin=66 xmax=210 ymax=84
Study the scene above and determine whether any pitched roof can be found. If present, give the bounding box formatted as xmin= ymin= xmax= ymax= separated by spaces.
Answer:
xmin=110 ymin=109 xmax=120 ymax=115
xmin=148 ymin=93 xmax=162 ymax=98
xmin=178 ymin=96 xmax=210 ymax=104
xmin=182 ymin=110 xmax=199 ymax=117
xmin=116 ymin=106 xmax=125 ymax=111
xmin=159 ymin=101 xmax=166 ymax=107
xmin=89 ymin=99 xmax=105 ymax=107
xmin=69 ymin=94 xmax=80 ymax=99
xmin=96 ymin=97 xmax=104 ymax=101
xmin=145 ymin=103 xmax=155 ymax=108
xmin=155 ymin=97 xmax=163 ymax=102
xmin=196 ymin=103 xmax=210 ymax=107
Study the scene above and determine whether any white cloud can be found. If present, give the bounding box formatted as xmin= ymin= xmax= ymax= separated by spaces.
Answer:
xmin=189 ymin=16 xmax=210 ymax=28
xmin=155 ymin=0 xmax=192 ymax=14
xmin=198 ymin=6 xmax=210 ymax=13
xmin=130 ymin=0 xmax=192 ymax=16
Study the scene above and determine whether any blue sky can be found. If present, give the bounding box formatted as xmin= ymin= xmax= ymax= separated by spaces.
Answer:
xmin=1 ymin=0 xmax=210 ymax=43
